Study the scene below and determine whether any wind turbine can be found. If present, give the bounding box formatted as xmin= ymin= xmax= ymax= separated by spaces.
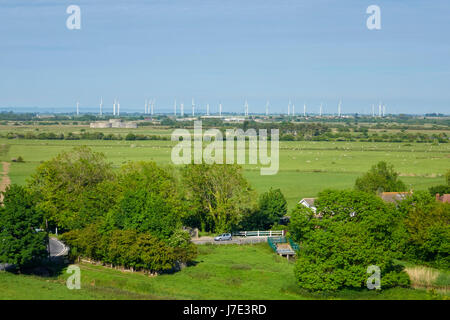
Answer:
xmin=244 ymin=99 xmax=249 ymax=116
xmin=320 ymin=103 xmax=323 ymax=117
xmin=180 ymin=102 xmax=184 ymax=116
xmin=117 ymin=100 xmax=120 ymax=116
xmin=303 ymin=103 xmax=306 ymax=117
xmin=113 ymin=99 xmax=116 ymax=116
xmin=192 ymin=98 xmax=195 ymax=116
xmin=338 ymin=100 xmax=342 ymax=117
xmin=99 ymin=97 xmax=103 ymax=116
xmin=174 ymin=99 xmax=177 ymax=116
xmin=292 ymin=103 xmax=295 ymax=116
xmin=76 ymin=101 xmax=79 ymax=116
xmin=219 ymin=102 xmax=222 ymax=116
xmin=266 ymin=100 xmax=269 ymax=116
xmin=206 ymin=103 xmax=210 ymax=116
xmin=288 ymin=100 xmax=291 ymax=116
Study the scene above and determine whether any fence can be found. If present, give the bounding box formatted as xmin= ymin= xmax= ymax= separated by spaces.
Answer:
xmin=267 ymin=236 xmax=299 ymax=256
xmin=232 ymin=230 xmax=285 ymax=237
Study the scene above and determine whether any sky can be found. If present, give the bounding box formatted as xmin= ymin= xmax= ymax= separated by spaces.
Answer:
xmin=0 ymin=0 xmax=449 ymax=114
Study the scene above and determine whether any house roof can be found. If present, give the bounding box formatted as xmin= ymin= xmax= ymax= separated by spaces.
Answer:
xmin=299 ymin=198 xmax=316 ymax=207
xmin=436 ymin=194 xmax=450 ymax=203
xmin=379 ymin=192 xmax=411 ymax=203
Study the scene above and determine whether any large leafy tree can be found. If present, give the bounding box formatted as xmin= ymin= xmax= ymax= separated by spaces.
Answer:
xmin=29 ymin=146 xmax=116 ymax=231
xmin=0 ymin=185 xmax=48 ymax=270
xmin=355 ymin=161 xmax=406 ymax=194
xmin=104 ymin=162 xmax=184 ymax=239
xmin=182 ymin=164 xmax=257 ymax=233
xmin=242 ymin=188 xmax=287 ymax=230
xmin=291 ymin=189 xmax=409 ymax=291
xmin=398 ymin=191 xmax=450 ymax=269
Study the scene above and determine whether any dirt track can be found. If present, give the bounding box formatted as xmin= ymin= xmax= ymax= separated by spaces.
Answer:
xmin=0 ymin=162 xmax=11 ymax=203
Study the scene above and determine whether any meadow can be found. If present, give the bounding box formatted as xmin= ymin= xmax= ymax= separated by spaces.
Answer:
xmin=1 ymin=131 xmax=448 ymax=209
xmin=0 ymin=244 xmax=446 ymax=300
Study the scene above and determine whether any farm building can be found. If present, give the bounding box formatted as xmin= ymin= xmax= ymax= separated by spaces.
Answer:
xmin=298 ymin=198 xmax=317 ymax=213
xmin=435 ymin=193 xmax=450 ymax=203
xmin=90 ymin=119 xmax=137 ymax=129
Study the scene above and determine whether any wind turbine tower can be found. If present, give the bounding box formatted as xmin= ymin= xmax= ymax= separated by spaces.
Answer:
xmin=266 ymin=100 xmax=269 ymax=116
xmin=99 ymin=97 xmax=103 ymax=116
xmin=292 ymin=104 xmax=295 ymax=116
xmin=117 ymin=100 xmax=120 ymax=116
xmin=76 ymin=101 xmax=79 ymax=116
xmin=303 ymin=103 xmax=306 ymax=117
xmin=206 ymin=103 xmax=210 ymax=116
xmin=174 ymin=99 xmax=177 ymax=116
xmin=113 ymin=99 xmax=116 ymax=116
xmin=192 ymin=98 xmax=195 ymax=116
xmin=219 ymin=102 xmax=222 ymax=116
xmin=338 ymin=100 xmax=342 ymax=117
xmin=288 ymin=100 xmax=291 ymax=116
xmin=244 ymin=100 xmax=249 ymax=116
xmin=180 ymin=103 xmax=184 ymax=116
xmin=320 ymin=103 xmax=323 ymax=117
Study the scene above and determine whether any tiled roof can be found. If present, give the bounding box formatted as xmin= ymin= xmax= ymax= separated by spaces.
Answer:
xmin=379 ymin=192 xmax=411 ymax=203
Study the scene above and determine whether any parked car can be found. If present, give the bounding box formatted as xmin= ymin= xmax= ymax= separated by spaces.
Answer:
xmin=214 ymin=233 xmax=232 ymax=241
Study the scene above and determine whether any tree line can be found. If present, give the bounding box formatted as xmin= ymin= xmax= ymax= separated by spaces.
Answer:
xmin=0 ymin=147 xmax=287 ymax=272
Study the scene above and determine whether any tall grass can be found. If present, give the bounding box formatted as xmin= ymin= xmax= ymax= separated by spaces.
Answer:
xmin=405 ymin=266 xmax=449 ymax=293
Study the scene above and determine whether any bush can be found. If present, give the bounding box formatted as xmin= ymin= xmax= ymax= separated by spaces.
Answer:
xmin=355 ymin=161 xmax=406 ymax=194
xmin=62 ymin=226 xmax=195 ymax=272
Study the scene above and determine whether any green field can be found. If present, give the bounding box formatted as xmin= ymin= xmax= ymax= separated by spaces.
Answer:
xmin=0 ymin=244 xmax=445 ymax=300
xmin=2 ymin=137 xmax=448 ymax=209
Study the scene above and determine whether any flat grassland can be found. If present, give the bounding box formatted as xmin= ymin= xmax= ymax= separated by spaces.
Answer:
xmin=0 ymin=244 xmax=446 ymax=300
xmin=1 ymin=128 xmax=448 ymax=208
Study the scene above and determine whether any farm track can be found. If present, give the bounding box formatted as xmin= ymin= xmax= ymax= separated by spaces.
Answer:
xmin=0 ymin=161 xmax=11 ymax=202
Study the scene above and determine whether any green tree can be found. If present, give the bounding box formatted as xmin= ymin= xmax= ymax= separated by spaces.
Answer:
xmin=29 ymin=146 xmax=115 ymax=231
xmin=182 ymin=164 xmax=257 ymax=233
xmin=355 ymin=161 xmax=406 ymax=194
xmin=104 ymin=162 xmax=184 ymax=239
xmin=242 ymin=188 xmax=287 ymax=230
xmin=291 ymin=190 xmax=409 ymax=291
xmin=398 ymin=191 xmax=450 ymax=268
xmin=0 ymin=185 xmax=48 ymax=270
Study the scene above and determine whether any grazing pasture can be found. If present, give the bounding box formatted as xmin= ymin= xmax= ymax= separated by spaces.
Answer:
xmin=1 ymin=134 xmax=448 ymax=209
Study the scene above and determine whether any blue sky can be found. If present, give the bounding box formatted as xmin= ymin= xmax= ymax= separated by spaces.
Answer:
xmin=0 ymin=0 xmax=449 ymax=114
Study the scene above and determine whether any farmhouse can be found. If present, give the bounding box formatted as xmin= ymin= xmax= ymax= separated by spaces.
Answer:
xmin=435 ymin=193 xmax=450 ymax=203
xmin=298 ymin=198 xmax=317 ymax=213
